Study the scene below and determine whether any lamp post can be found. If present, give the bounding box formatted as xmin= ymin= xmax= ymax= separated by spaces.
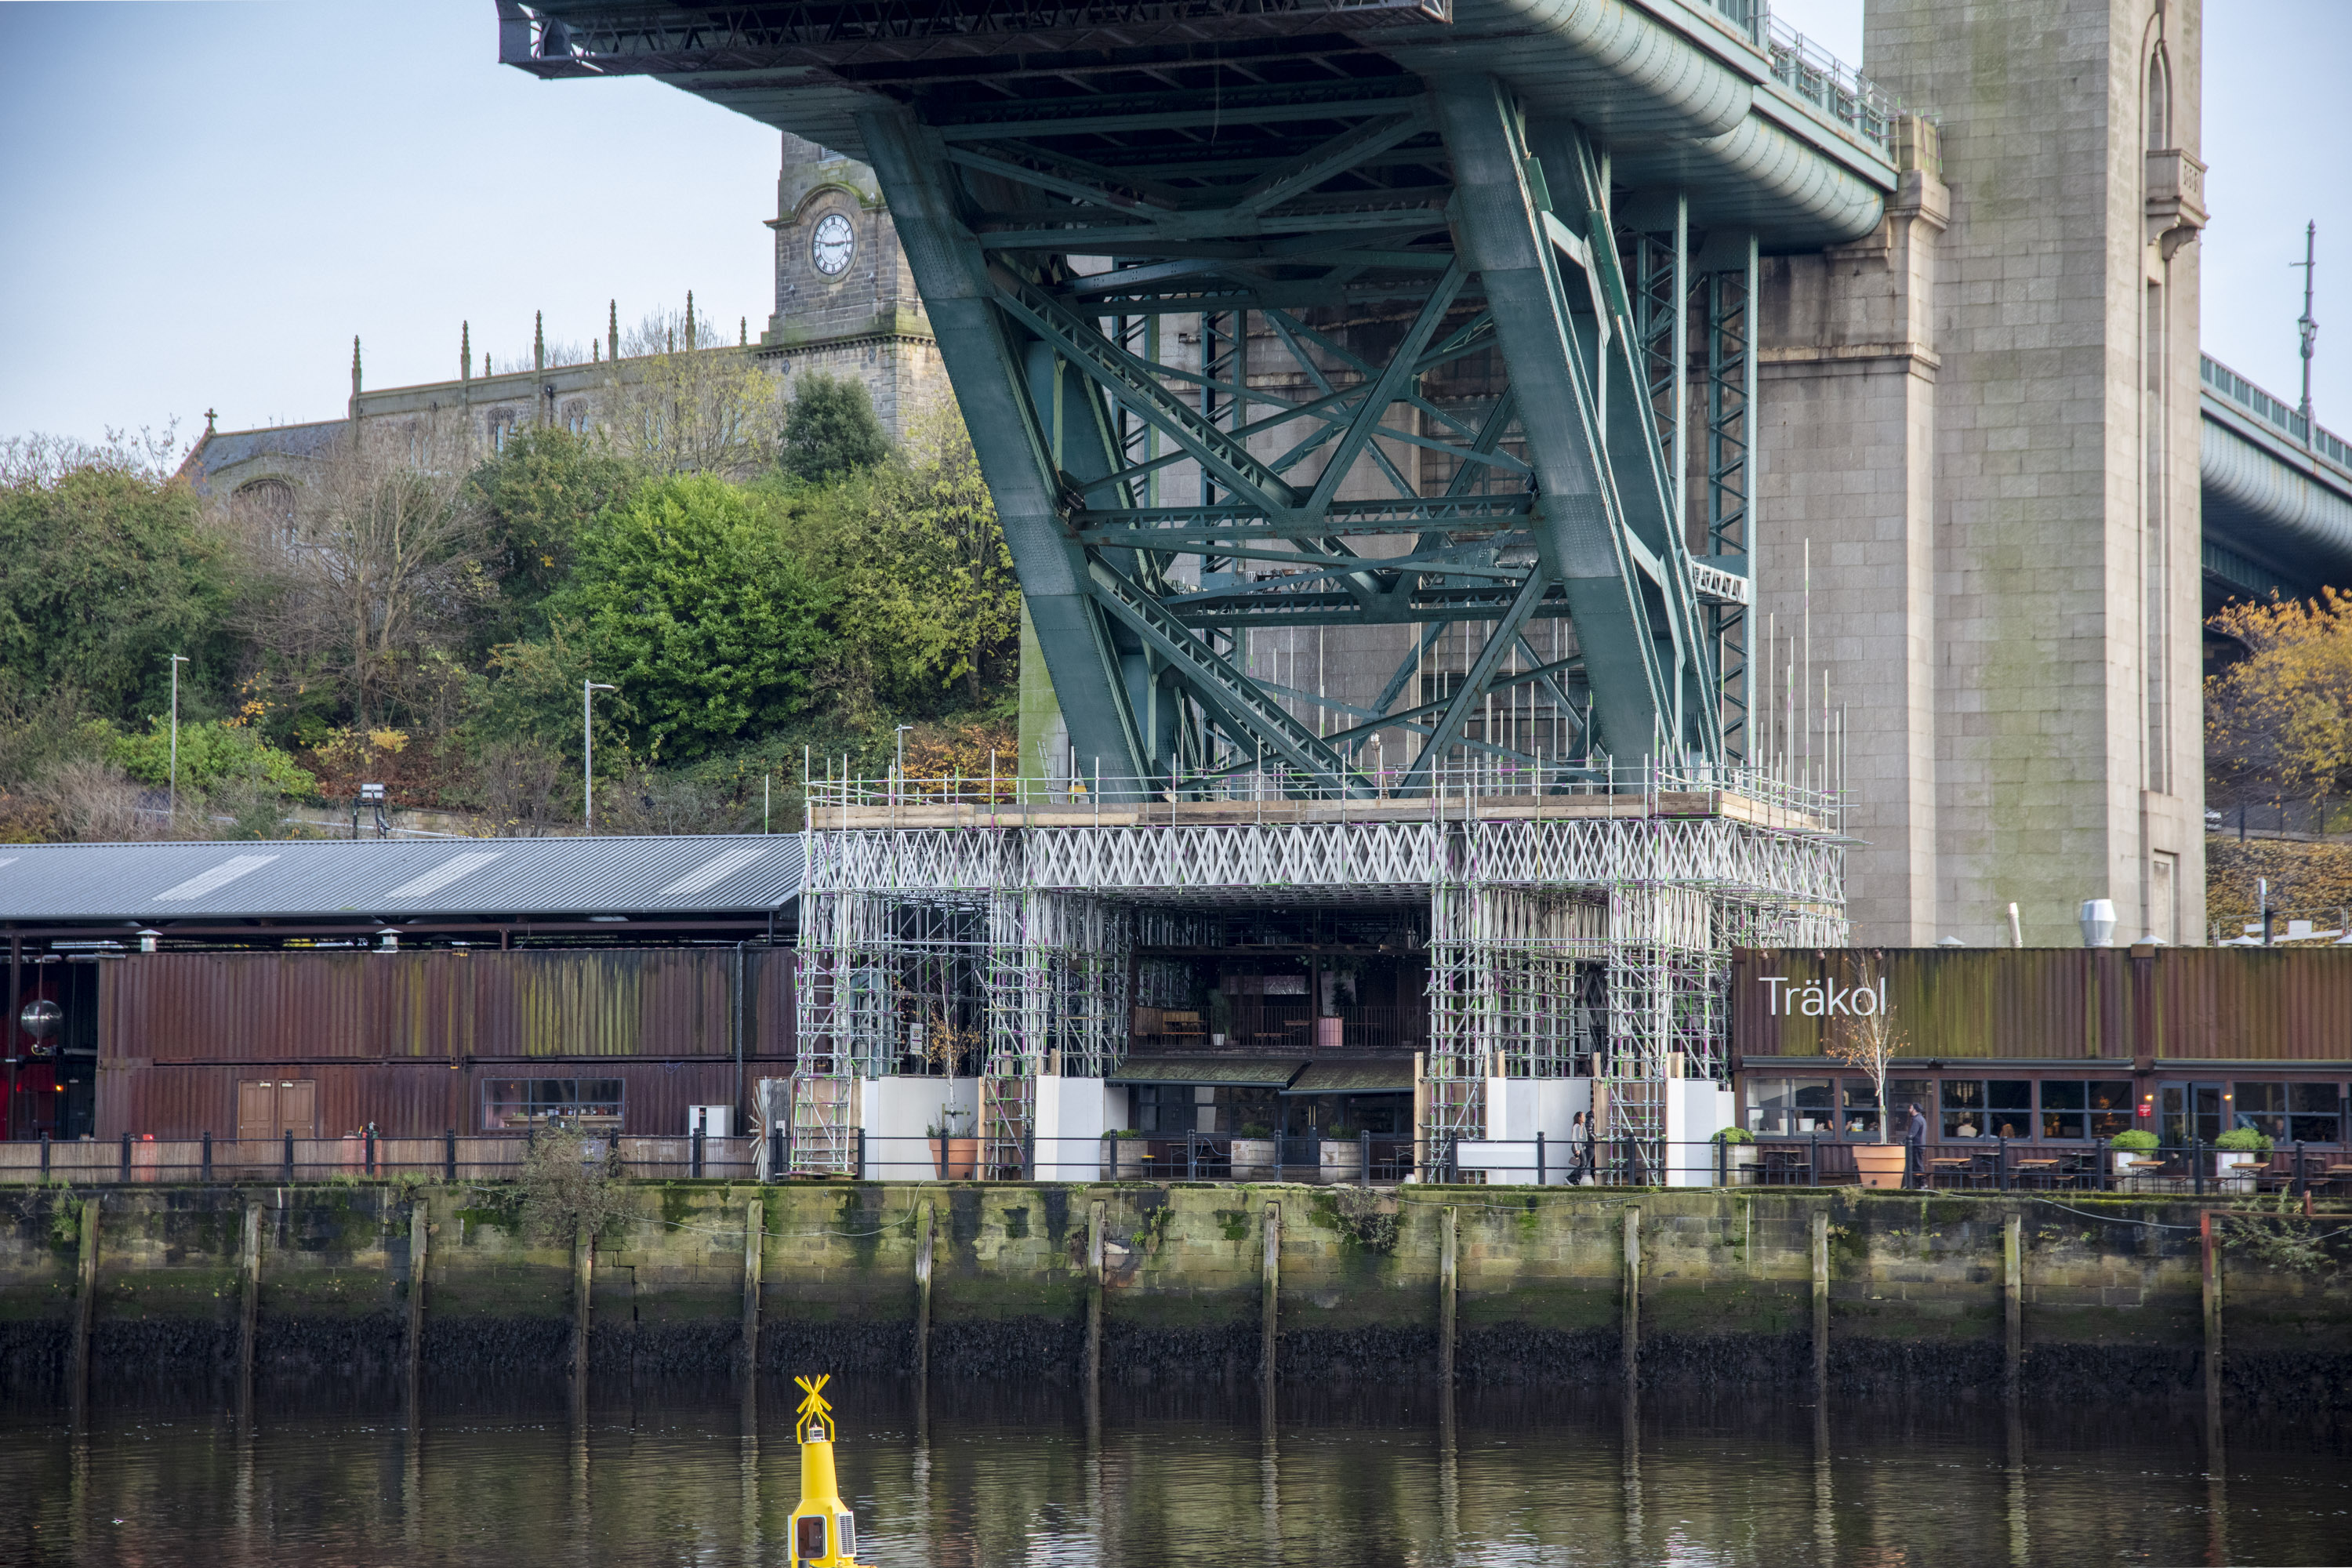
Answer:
xmin=167 ymin=653 xmax=189 ymax=826
xmin=583 ymin=681 xmax=617 ymax=834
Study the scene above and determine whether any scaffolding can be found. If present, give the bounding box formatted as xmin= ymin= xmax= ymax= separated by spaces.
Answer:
xmin=789 ymin=760 xmax=1846 ymax=1176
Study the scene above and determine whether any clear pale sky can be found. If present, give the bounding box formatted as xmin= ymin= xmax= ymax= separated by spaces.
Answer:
xmin=1 ymin=0 xmax=2345 ymax=448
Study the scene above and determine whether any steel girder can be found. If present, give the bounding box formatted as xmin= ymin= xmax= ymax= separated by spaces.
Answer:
xmin=851 ymin=67 xmax=1724 ymax=797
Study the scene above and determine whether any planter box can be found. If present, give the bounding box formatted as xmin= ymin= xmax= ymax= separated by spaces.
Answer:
xmin=1853 ymin=1143 xmax=1908 ymax=1189
xmin=1112 ymin=1139 xmax=1151 ymax=1178
xmin=2216 ymin=1152 xmax=2261 ymax=1190
xmin=1716 ymin=1144 xmax=1759 ymax=1185
xmin=1319 ymin=1142 xmax=1364 ymax=1181
xmin=2112 ymin=1149 xmax=2154 ymax=1176
xmin=930 ymin=1136 xmax=978 ymax=1181
xmin=1229 ymin=1138 xmax=1279 ymax=1180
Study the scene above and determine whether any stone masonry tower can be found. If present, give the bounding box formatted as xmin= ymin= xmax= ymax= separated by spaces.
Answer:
xmin=1761 ymin=0 xmax=2206 ymax=946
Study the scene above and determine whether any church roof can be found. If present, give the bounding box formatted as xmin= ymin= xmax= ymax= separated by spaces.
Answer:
xmin=178 ymin=419 xmax=347 ymax=496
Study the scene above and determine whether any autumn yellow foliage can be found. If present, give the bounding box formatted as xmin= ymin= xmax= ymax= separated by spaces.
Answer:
xmin=2205 ymin=837 xmax=2352 ymax=937
xmin=2207 ymin=588 xmax=2352 ymax=803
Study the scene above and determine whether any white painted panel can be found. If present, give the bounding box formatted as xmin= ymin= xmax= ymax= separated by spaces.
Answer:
xmin=154 ymin=854 xmax=278 ymax=902
xmin=659 ymin=844 xmax=770 ymax=897
xmin=383 ymin=851 xmax=503 ymax=898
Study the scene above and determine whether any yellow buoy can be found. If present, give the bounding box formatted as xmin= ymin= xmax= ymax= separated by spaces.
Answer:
xmin=788 ymin=1374 xmax=869 ymax=1567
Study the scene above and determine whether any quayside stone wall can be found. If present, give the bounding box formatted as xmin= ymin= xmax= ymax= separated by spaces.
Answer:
xmin=0 ymin=1182 xmax=2343 ymax=1404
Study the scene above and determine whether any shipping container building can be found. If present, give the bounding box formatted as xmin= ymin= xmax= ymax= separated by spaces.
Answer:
xmin=1 ymin=837 xmax=801 ymax=1142
xmin=1733 ymin=946 xmax=2352 ymax=1160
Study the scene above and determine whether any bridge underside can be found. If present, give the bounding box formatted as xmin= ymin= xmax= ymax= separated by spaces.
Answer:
xmin=504 ymin=0 xmax=1906 ymax=794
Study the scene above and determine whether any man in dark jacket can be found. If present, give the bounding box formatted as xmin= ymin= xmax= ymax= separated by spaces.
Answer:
xmin=1905 ymin=1102 xmax=1929 ymax=1186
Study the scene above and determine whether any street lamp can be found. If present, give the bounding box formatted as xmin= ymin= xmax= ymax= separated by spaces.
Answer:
xmin=895 ymin=724 xmax=913 ymax=804
xmin=167 ymin=653 xmax=190 ymax=826
xmin=583 ymin=681 xmax=618 ymax=834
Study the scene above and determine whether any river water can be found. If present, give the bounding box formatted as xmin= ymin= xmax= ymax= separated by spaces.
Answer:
xmin=4 ymin=1377 xmax=2348 ymax=1565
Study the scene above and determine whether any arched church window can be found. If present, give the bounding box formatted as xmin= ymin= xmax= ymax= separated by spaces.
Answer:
xmin=488 ymin=408 xmax=518 ymax=452
xmin=2145 ymin=45 xmax=2172 ymax=151
xmin=561 ymin=399 xmax=590 ymax=437
xmin=231 ymin=477 xmax=297 ymax=548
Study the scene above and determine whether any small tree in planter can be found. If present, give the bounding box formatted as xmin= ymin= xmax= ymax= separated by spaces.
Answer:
xmin=1825 ymin=961 xmax=1910 ymax=1186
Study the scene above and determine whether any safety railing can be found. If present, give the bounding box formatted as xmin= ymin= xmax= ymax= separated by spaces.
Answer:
xmin=2203 ymin=353 xmax=2352 ymax=473
xmin=34 ymin=1131 xmax=2334 ymax=1193
xmin=1762 ymin=13 xmax=1899 ymax=154
xmin=1747 ymin=1136 xmax=2352 ymax=1197
xmin=0 ymin=1131 xmax=759 ymax=1185
xmin=803 ymin=754 xmax=1845 ymax=830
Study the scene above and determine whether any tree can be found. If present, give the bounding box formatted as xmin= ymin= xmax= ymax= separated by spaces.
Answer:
xmin=2207 ymin=589 xmax=2352 ymax=807
xmin=601 ymin=309 xmax=785 ymax=480
xmin=1825 ymin=960 xmax=1904 ymax=1144
xmin=0 ymin=441 xmax=239 ymax=724
xmin=237 ymin=416 xmax=492 ymax=733
xmin=782 ymin=405 xmax=1017 ymax=711
xmin=547 ymin=474 xmax=829 ymax=763
xmin=780 ymin=374 xmax=891 ymax=483
xmin=465 ymin=426 xmax=641 ymax=647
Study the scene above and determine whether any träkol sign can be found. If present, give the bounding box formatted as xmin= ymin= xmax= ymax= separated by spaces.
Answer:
xmin=1759 ymin=975 xmax=1889 ymax=1018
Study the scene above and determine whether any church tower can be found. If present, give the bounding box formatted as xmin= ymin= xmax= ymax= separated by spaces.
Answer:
xmin=756 ymin=132 xmax=946 ymax=438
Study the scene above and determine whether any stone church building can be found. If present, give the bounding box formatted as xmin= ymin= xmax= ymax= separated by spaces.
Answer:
xmin=182 ymin=133 xmax=945 ymax=505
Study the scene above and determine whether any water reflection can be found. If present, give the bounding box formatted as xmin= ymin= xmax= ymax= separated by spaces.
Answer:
xmin=3 ymin=1376 xmax=2348 ymax=1566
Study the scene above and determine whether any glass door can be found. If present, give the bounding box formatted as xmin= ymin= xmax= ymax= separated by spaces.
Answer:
xmin=2158 ymin=1082 xmax=2224 ymax=1146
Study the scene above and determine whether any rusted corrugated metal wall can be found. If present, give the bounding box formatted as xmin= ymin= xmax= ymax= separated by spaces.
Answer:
xmin=99 ymin=948 xmax=793 ymax=1062
xmin=93 ymin=948 xmax=793 ymax=1138
xmin=1737 ymin=947 xmax=2352 ymax=1062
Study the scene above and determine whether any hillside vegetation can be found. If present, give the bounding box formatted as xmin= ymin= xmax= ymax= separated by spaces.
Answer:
xmin=0 ymin=375 xmax=1015 ymax=842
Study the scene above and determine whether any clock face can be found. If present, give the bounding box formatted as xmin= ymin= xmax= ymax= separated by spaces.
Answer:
xmin=811 ymin=213 xmax=855 ymax=277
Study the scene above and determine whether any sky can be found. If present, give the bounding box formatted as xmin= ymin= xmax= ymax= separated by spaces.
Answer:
xmin=1 ymin=0 xmax=2346 ymax=448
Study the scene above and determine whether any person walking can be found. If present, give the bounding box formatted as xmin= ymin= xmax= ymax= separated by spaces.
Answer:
xmin=1570 ymin=1109 xmax=1596 ymax=1185
xmin=1905 ymin=1102 xmax=1929 ymax=1187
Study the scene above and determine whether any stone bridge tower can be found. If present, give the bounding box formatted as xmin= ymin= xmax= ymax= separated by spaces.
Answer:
xmin=1762 ymin=0 xmax=2205 ymax=946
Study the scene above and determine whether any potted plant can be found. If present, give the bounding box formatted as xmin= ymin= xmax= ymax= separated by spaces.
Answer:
xmin=1230 ymin=1121 xmax=1278 ymax=1180
xmin=1826 ymin=960 xmax=1909 ymax=1189
xmin=2214 ymin=1127 xmax=2270 ymax=1189
xmin=928 ymin=1107 xmax=978 ymax=1181
xmin=1112 ymin=1127 xmax=1150 ymax=1178
xmin=2108 ymin=1127 xmax=2158 ymax=1178
xmin=1715 ymin=1125 xmax=1759 ymax=1185
xmin=1319 ymin=1123 xmax=1363 ymax=1181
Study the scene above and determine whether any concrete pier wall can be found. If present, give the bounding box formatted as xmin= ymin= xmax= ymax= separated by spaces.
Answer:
xmin=1 ymin=1182 xmax=2343 ymax=1402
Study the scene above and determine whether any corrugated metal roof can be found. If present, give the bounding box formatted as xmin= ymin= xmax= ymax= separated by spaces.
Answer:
xmin=0 ymin=836 xmax=803 ymax=922
xmin=1284 ymin=1061 xmax=1415 ymax=1094
xmin=1107 ymin=1057 xmax=1305 ymax=1087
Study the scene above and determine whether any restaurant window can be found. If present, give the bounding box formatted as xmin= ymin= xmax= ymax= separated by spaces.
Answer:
xmin=1887 ymin=1079 xmax=1934 ymax=1133
xmin=1746 ymin=1076 xmax=1835 ymax=1135
xmin=2038 ymin=1080 xmax=2136 ymax=1142
xmin=2289 ymin=1084 xmax=2344 ymax=1145
xmin=1134 ymin=1084 xmax=1219 ymax=1135
xmin=481 ymin=1078 xmax=624 ymax=1131
xmin=1841 ymin=1077 xmax=1879 ymax=1138
xmin=1942 ymin=1080 xmax=2032 ymax=1140
xmin=2232 ymin=1083 xmax=2288 ymax=1141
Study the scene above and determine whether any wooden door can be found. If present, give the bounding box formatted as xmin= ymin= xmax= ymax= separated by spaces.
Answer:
xmin=238 ymin=1080 xmax=277 ymax=1143
xmin=278 ymin=1079 xmax=317 ymax=1138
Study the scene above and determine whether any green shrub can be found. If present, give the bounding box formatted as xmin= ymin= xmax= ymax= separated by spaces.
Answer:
xmin=2109 ymin=1128 xmax=2158 ymax=1152
xmin=2215 ymin=1127 xmax=2273 ymax=1154
xmin=1715 ymin=1126 xmax=1755 ymax=1145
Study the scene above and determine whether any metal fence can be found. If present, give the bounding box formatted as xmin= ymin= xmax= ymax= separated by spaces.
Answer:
xmin=0 ymin=1132 xmax=760 ymax=1185
xmin=9 ymin=1130 xmax=2339 ymax=1195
